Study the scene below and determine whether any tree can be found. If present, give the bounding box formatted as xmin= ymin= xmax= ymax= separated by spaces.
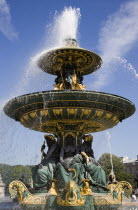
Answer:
xmin=98 ymin=153 xmax=134 ymax=185
xmin=0 ymin=164 xmax=32 ymax=194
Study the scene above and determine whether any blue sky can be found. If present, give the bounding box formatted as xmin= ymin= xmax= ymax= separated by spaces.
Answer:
xmin=0 ymin=0 xmax=138 ymax=165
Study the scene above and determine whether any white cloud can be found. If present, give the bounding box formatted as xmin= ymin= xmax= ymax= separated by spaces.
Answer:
xmin=0 ymin=0 xmax=18 ymax=40
xmin=93 ymin=0 xmax=138 ymax=89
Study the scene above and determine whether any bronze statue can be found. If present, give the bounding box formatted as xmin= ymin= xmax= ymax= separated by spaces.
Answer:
xmin=31 ymin=135 xmax=60 ymax=189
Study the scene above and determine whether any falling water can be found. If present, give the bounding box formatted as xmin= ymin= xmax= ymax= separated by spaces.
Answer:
xmin=14 ymin=7 xmax=81 ymax=97
xmin=106 ymin=131 xmax=114 ymax=172
xmin=49 ymin=7 xmax=81 ymax=47
xmin=91 ymin=55 xmax=138 ymax=91
xmin=91 ymin=0 xmax=138 ymax=90
xmin=114 ymin=56 xmax=138 ymax=78
xmin=31 ymin=7 xmax=81 ymax=66
xmin=0 ymin=7 xmax=81 ymax=165
xmin=30 ymin=7 xmax=81 ymax=136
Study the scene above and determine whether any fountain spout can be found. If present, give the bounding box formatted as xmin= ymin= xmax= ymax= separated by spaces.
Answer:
xmin=64 ymin=37 xmax=78 ymax=47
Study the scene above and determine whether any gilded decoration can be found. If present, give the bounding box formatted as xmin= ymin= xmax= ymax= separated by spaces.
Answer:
xmin=38 ymin=48 xmax=102 ymax=76
xmin=20 ymin=107 xmax=119 ymax=133
xmin=80 ymin=179 xmax=93 ymax=195
xmin=64 ymin=132 xmax=76 ymax=138
xmin=93 ymin=181 xmax=132 ymax=206
xmin=9 ymin=180 xmax=131 ymax=206
xmin=9 ymin=181 xmax=46 ymax=205
xmin=81 ymin=152 xmax=89 ymax=163
xmin=107 ymin=181 xmax=132 ymax=201
xmin=54 ymin=73 xmax=86 ymax=90
xmin=4 ymin=90 xmax=135 ymax=124
xmin=48 ymin=179 xmax=59 ymax=195
xmin=68 ymin=169 xmax=77 ymax=179
xmin=56 ymin=180 xmax=85 ymax=206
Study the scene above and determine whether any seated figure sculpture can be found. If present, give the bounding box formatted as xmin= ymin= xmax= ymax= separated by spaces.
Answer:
xmin=55 ymin=134 xmax=85 ymax=190
xmin=32 ymin=135 xmax=60 ymax=190
xmin=55 ymin=134 xmax=107 ymax=192
xmin=32 ymin=133 xmax=107 ymax=193
xmin=81 ymin=135 xmax=107 ymax=191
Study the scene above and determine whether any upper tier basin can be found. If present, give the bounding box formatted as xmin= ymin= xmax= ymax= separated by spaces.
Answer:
xmin=4 ymin=90 xmax=135 ymax=134
xmin=38 ymin=47 xmax=102 ymax=75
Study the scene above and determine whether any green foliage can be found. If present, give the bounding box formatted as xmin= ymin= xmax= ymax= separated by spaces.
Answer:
xmin=98 ymin=153 xmax=134 ymax=185
xmin=0 ymin=164 xmax=32 ymax=194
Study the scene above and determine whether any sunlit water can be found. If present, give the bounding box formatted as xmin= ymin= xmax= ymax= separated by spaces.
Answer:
xmin=114 ymin=56 xmax=138 ymax=79
xmin=0 ymin=5 xmax=138 ymax=168
xmin=92 ymin=0 xmax=138 ymax=90
xmin=106 ymin=131 xmax=114 ymax=173
xmin=0 ymin=7 xmax=81 ymax=166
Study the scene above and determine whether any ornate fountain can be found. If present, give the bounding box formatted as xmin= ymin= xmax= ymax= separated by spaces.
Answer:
xmin=4 ymin=38 xmax=135 ymax=209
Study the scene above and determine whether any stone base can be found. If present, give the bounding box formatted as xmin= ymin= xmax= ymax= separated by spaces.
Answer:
xmin=20 ymin=194 xmax=121 ymax=210
xmin=9 ymin=180 xmax=132 ymax=210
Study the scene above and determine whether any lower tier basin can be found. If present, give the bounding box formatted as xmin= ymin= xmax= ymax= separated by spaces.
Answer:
xmin=4 ymin=90 xmax=135 ymax=134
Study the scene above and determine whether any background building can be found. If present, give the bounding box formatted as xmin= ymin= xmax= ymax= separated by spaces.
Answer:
xmin=122 ymin=156 xmax=138 ymax=187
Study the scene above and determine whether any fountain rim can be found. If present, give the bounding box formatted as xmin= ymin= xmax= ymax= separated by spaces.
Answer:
xmin=3 ymin=90 xmax=136 ymax=122
xmin=4 ymin=89 xmax=136 ymax=105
